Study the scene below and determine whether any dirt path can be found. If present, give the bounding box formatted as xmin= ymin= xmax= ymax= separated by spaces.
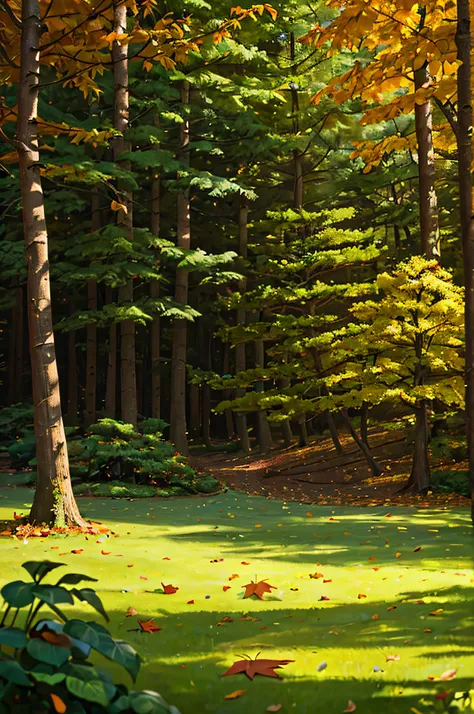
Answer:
xmin=191 ymin=429 xmax=469 ymax=507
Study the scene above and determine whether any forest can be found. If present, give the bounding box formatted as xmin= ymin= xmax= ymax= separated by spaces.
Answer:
xmin=0 ymin=1 xmax=473 ymax=713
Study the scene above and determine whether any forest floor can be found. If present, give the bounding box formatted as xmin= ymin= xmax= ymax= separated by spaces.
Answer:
xmin=191 ymin=428 xmax=470 ymax=507
xmin=0 ymin=488 xmax=473 ymax=714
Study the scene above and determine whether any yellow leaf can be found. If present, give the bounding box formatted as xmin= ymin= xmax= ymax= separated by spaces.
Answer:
xmin=224 ymin=690 xmax=246 ymax=700
xmin=414 ymin=54 xmax=426 ymax=71
xmin=111 ymin=200 xmax=128 ymax=214
xmin=429 ymin=608 xmax=444 ymax=616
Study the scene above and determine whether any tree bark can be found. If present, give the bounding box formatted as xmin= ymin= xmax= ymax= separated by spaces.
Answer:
xmin=104 ymin=287 xmax=117 ymax=419
xmin=403 ymin=401 xmax=431 ymax=493
xmin=455 ymin=0 xmax=474 ymax=522
xmin=222 ymin=342 xmax=235 ymax=439
xmin=65 ymin=304 xmax=78 ymax=427
xmin=8 ymin=279 xmax=23 ymax=405
xmin=113 ymin=2 xmax=137 ymax=428
xmin=18 ymin=0 xmax=85 ymax=527
xmin=170 ymin=80 xmax=191 ymax=454
xmin=84 ymin=190 xmax=99 ymax=429
xmin=341 ymin=409 xmax=382 ymax=477
xmin=235 ymin=198 xmax=250 ymax=453
xmin=360 ymin=401 xmax=369 ymax=446
xmin=414 ymin=60 xmax=440 ymax=259
xmin=150 ymin=171 xmax=161 ymax=419
xmin=189 ymin=383 xmax=201 ymax=437
xmin=254 ymin=338 xmax=273 ymax=453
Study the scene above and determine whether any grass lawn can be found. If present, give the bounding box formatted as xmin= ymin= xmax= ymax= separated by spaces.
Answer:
xmin=0 ymin=487 xmax=473 ymax=713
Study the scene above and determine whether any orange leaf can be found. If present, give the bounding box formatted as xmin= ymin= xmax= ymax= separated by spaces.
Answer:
xmin=414 ymin=546 xmax=422 ymax=552
xmin=424 ymin=628 xmax=433 ymax=633
xmin=41 ymin=631 xmax=73 ymax=648
xmin=127 ymin=564 xmax=134 ymax=568
xmin=306 ymin=512 xmax=313 ymax=517
xmin=229 ymin=574 xmax=239 ymax=581
xmin=111 ymin=199 xmax=128 ymax=214
xmin=217 ymin=616 xmax=233 ymax=626
xmin=440 ymin=669 xmax=456 ymax=681
xmin=140 ymin=575 xmax=148 ymax=580
xmin=386 ymin=655 xmax=400 ymax=662
xmin=429 ymin=608 xmax=444 ymax=616
xmin=241 ymin=561 xmax=250 ymax=565
xmin=223 ymin=585 xmax=231 ymax=592
xmin=222 ymin=657 xmax=294 ymax=680
xmin=266 ymin=706 xmax=282 ymax=712
xmin=126 ymin=607 xmax=138 ymax=617
xmin=50 ymin=693 xmax=66 ymax=714
xmin=343 ymin=701 xmax=356 ymax=713
xmin=138 ymin=619 xmax=161 ymax=634
xmin=71 ymin=549 xmax=83 ymax=554
xmin=243 ymin=579 xmax=277 ymax=600
xmin=372 ymin=613 xmax=379 ymax=620
xmin=309 ymin=572 xmax=324 ymax=579
xmin=162 ymin=582 xmax=179 ymax=594
xmin=101 ymin=550 xmax=111 ymax=555
xmin=395 ymin=552 xmax=401 ymax=558
xmin=187 ymin=600 xmax=195 ymax=605
xmin=387 ymin=606 xmax=397 ymax=611
xmin=358 ymin=594 xmax=367 ymax=599
xmin=224 ymin=690 xmax=246 ymax=700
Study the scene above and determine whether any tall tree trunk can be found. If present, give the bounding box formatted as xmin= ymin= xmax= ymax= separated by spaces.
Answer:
xmin=104 ymin=287 xmax=117 ymax=419
xmin=235 ymin=198 xmax=250 ymax=453
xmin=360 ymin=402 xmax=369 ymax=446
xmin=18 ymin=0 xmax=85 ymax=527
xmin=254 ymin=338 xmax=273 ymax=453
xmin=8 ymin=278 xmax=23 ymax=405
xmin=170 ymin=80 xmax=191 ymax=455
xmin=189 ymin=383 xmax=201 ymax=437
xmin=222 ymin=342 xmax=235 ymax=439
xmin=202 ymin=329 xmax=212 ymax=449
xmin=84 ymin=190 xmax=99 ymax=429
xmin=65 ymin=304 xmax=78 ymax=427
xmin=150 ymin=171 xmax=161 ymax=419
xmin=456 ymin=0 xmax=474 ymax=523
xmin=113 ymin=2 xmax=137 ymax=428
xmin=403 ymin=401 xmax=431 ymax=493
xmin=7 ymin=297 xmax=15 ymax=405
xmin=414 ymin=51 xmax=440 ymax=258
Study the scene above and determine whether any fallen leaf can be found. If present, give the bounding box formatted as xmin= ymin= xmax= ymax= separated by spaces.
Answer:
xmin=387 ymin=605 xmax=397 ymax=611
xmin=429 ymin=609 xmax=443 ymax=616
xmin=241 ymin=561 xmax=250 ymax=565
xmin=126 ymin=607 xmax=138 ymax=617
xmin=224 ymin=690 xmax=246 ymax=700
xmin=71 ymin=549 xmax=83 ymax=554
xmin=101 ymin=550 xmax=111 ymax=556
xmin=162 ymin=582 xmax=179 ymax=594
xmin=323 ymin=579 xmax=332 ymax=583
xmin=343 ymin=701 xmax=356 ymax=713
xmin=309 ymin=572 xmax=324 ymax=579
xmin=413 ymin=546 xmax=422 ymax=552
xmin=187 ymin=600 xmax=195 ymax=605
xmin=127 ymin=564 xmax=134 ymax=568
xmin=138 ymin=619 xmax=161 ymax=634
xmin=41 ymin=631 xmax=73 ymax=648
xmin=357 ymin=594 xmax=366 ymax=599
xmin=266 ymin=705 xmax=282 ymax=712
xmin=395 ymin=552 xmax=401 ymax=559
xmin=386 ymin=655 xmax=400 ymax=662
xmin=223 ymin=586 xmax=231 ymax=592
xmin=217 ymin=617 xmax=233 ymax=626
xmin=372 ymin=613 xmax=379 ymax=620
xmin=222 ymin=657 xmax=294 ymax=680
xmin=255 ymin=524 xmax=262 ymax=529
xmin=139 ymin=575 xmax=148 ymax=580
xmin=240 ymin=615 xmax=260 ymax=622
xmin=320 ymin=595 xmax=330 ymax=601
xmin=243 ymin=579 xmax=277 ymax=600
xmin=229 ymin=574 xmax=239 ymax=581
xmin=50 ymin=693 xmax=66 ymax=714
xmin=306 ymin=512 xmax=313 ymax=517
xmin=424 ymin=628 xmax=433 ymax=633
xmin=440 ymin=669 xmax=456 ymax=681
xmin=290 ymin=587 xmax=298 ymax=591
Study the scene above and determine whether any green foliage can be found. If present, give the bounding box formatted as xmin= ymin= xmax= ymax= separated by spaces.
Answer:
xmin=431 ymin=469 xmax=470 ymax=498
xmin=0 ymin=562 xmax=180 ymax=713
xmin=0 ymin=405 xmax=33 ymax=448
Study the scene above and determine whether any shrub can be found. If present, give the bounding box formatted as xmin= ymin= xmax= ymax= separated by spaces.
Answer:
xmin=0 ymin=404 xmax=34 ymax=448
xmin=431 ymin=469 xmax=470 ymax=498
xmin=0 ymin=560 xmax=180 ymax=713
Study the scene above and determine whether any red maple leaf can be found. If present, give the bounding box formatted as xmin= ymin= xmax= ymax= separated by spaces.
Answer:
xmin=242 ymin=579 xmax=277 ymax=600
xmin=222 ymin=656 xmax=294 ymax=680
xmin=162 ymin=582 xmax=179 ymax=594
xmin=138 ymin=619 xmax=161 ymax=634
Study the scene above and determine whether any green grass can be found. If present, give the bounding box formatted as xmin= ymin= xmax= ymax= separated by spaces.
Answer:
xmin=0 ymin=487 xmax=473 ymax=714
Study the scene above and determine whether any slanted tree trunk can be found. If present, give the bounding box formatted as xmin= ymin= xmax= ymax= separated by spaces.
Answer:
xmin=341 ymin=409 xmax=382 ymax=477
xmin=104 ymin=286 xmax=117 ymax=419
xmin=414 ymin=54 xmax=440 ymax=259
xmin=150 ymin=171 xmax=161 ymax=419
xmin=235 ymin=197 xmax=250 ymax=453
xmin=456 ymin=0 xmax=474 ymax=522
xmin=360 ymin=402 xmax=369 ymax=446
xmin=84 ymin=190 xmax=99 ymax=429
xmin=113 ymin=2 xmax=137 ymax=428
xmin=18 ymin=0 xmax=85 ymax=526
xmin=170 ymin=80 xmax=191 ymax=455
xmin=254 ymin=338 xmax=273 ymax=453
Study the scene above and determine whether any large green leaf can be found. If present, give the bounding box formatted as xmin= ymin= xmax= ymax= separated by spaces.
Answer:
xmin=32 ymin=585 xmax=74 ymax=606
xmin=31 ymin=671 xmax=66 ymax=686
xmin=109 ymin=695 xmax=130 ymax=713
xmin=1 ymin=581 xmax=35 ymax=608
xmin=0 ymin=627 xmax=27 ymax=648
xmin=56 ymin=573 xmax=98 ymax=587
xmin=0 ymin=659 xmax=32 ymax=687
xmin=63 ymin=620 xmax=140 ymax=681
xmin=130 ymin=691 xmax=179 ymax=714
xmin=22 ymin=561 xmax=65 ymax=583
xmin=27 ymin=637 xmax=71 ymax=666
xmin=71 ymin=588 xmax=109 ymax=621
xmin=65 ymin=663 xmax=110 ymax=706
